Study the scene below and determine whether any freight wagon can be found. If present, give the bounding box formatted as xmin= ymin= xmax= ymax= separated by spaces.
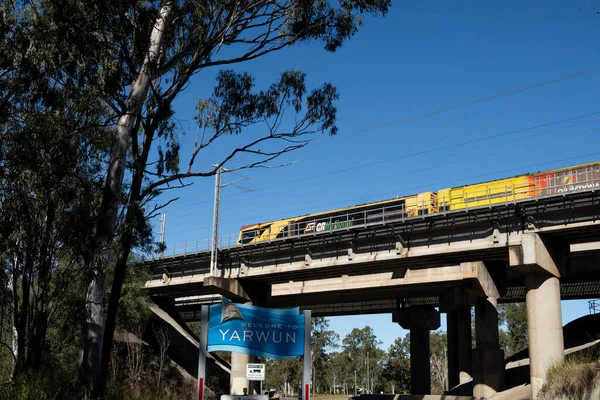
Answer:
xmin=237 ymin=162 xmax=600 ymax=245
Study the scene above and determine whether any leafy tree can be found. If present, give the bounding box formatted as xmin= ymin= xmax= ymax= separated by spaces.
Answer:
xmin=498 ymin=303 xmax=528 ymax=356
xmin=429 ymin=331 xmax=447 ymax=395
xmin=342 ymin=326 xmax=382 ymax=394
xmin=3 ymin=0 xmax=391 ymax=395
xmin=21 ymin=1 xmax=391 ymax=395
xmin=0 ymin=1 xmax=109 ymax=381
xmin=382 ymin=336 xmax=410 ymax=393
xmin=264 ymin=357 xmax=302 ymax=395
xmin=326 ymin=351 xmax=351 ymax=394
xmin=382 ymin=331 xmax=447 ymax=395
xmin=311 ymin=317 xmax=339 ymax=393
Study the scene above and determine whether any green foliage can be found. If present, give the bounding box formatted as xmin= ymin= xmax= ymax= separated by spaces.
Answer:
xmin=114 ymin=259 xmax=151 ymax=332
xmin=1 ymin=0 xmax=392 ymax=394
xmin=342 ymin=326 xmax=382 ymax=393
xmin=311 ymin=318 xmax=340 ymax=392
xmin=0 ymin=373 xmax=74 ymax=400
xmin=264 ymin=357 xmax=302 ymax=393
xmin=382 ymin=336 xmax=411 ymax=393
xmin=429 ymin=332 xmax=447 ymax=395
xmin=498 ymin=303 xmax=528 ymax=356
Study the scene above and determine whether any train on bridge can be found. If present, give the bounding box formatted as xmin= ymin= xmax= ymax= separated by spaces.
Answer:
xmin=238 ymin=161 xmax=600 ymax=245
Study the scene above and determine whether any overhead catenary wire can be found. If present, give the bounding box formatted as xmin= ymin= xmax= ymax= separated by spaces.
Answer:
xmin=159 ymin=66 xmax=600 ymax=211
xmin=164 ymin=110 xmax=600 ymax=219
xmin=165 ymin=129 xmax=600 ymax=236
xmin=153 ymin=67 xmax=600 ymax=242
xmin=165 ymin=125 xmax=600 ymax=232
xmin=166 ymin=150 xmax=600 ymax=237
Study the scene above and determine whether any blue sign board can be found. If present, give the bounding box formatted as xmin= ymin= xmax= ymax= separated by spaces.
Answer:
xmin=207 ymin=299 xmax=305 ymax=359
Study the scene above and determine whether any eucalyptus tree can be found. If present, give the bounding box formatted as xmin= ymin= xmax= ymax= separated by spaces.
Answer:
xmin=0 ymin=0 xmax=110 ymax=380
xmin=342 ymin=326 xmax=382 ymax=394
xmin=326 ymin=351 xmax=351 ymax=394
xmin=311 ymin=317 xmax=339 ymax=393
xmin=499 ymin=303 xmax=528 ymax=356
xmin=429 ymin=331 xmax=447 ymax=394
xmin=16 ymin=0 xmax=391 ymax=395
xmin=382 ymin=336 xmax=410 ymax=393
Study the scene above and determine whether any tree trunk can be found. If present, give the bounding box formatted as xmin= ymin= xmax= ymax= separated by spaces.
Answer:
xmin=12 ymin=257 xmax=31 ymax=381
xmin=95 ymin=228 xmax=132 ymax=396
xmin=76 ymin=3 xmax=172 ymax=396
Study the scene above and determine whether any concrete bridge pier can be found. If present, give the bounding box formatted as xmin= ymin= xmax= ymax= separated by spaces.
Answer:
xmin=231 ymin=352 xmax=260 ymax=394
xmin=510 ymin=233 xmax=565 ymax=399
xmin=525 ymin=273 xmax=564 ymax=399
xmin=472 ymin=296 xmax=504 ymax=398
xmin=440 ymin=288 xmax=473 ymax=388
xmin=393 ymin=306 xmax=441 ymax=394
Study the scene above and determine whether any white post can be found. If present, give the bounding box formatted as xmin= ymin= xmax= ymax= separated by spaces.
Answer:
xmin=210 ymin=167 xmax=222 ymax=276
xmin=197 ymin=306 xmax=209 ymax=400
xmin=303 ymin=310 xmax=312 ymax=400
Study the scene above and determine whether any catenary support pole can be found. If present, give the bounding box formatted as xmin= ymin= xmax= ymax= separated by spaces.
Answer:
xmin=210 ymin=167 xmax=222 ymax=276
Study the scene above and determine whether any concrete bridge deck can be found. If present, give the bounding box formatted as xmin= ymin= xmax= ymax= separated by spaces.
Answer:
xmin=145 ymin=190 xmax=600 ymax=314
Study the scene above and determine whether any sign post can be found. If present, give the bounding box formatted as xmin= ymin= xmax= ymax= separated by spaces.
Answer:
xmin=246 ymin=363 xmax=265 ymax=381
xmin=246 ymin=363 xmax=265 ymax=395
xmin=196 ymin=299 xmax=311 ymax=400
xmin=303 ymin=310 xmax=311 ymax=400
xmin=197 ymin=305 xmax=209 ymax=400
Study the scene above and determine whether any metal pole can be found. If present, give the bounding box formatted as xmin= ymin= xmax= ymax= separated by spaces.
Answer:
xmin=197 ymin=306 xmax=209 ymax=400
xmin=156 ymin=213 xmax=166 ymax=258
xmin=303 ymin=310 xmax=312 ymax=400
xmin=210 ymin=167 xmax=222 ymax=276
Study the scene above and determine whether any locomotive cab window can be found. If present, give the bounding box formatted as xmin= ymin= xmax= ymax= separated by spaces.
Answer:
xmin=241 ymin=230 xmax=256 ymax=244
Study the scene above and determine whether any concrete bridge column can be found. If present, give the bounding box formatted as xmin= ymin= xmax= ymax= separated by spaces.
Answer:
xmin=525 ymin=274 xmax=563 ymax=399
xmin=410 ymin=325 xmax=431 ymax=394
xmin=472 ymin=296 xmax=504 ymax=398
xmin=509 ymin=233 xmax=565 ymax=399
xmin=445 ymin=306 xmax=473 ymax=389
xmin=440 ymin=288 xmax=473 ymax=389
xmin=231 ymin=352 xmax=261 ymax=395
xmin=231 ymin=352 xmax=251 ymax=394
xmin=230 ymin=300 xmax=261 ymax=395
xmin=457 ymin=306 xmax=473 ymax=385
xmin=393 ymin=306 xmax=440 ymax=395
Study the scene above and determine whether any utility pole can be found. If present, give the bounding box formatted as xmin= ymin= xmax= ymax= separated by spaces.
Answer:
xmin=210 ymin=167 xmax=252 ymax=276
xmin=210 ymin=167 xmax=222 ymax=276
xmin=156 ymin=213 xmax=166 ymax=257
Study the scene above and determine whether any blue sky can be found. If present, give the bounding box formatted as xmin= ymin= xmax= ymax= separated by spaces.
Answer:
xmin=153 ymin=1 xmax=600 ymax=350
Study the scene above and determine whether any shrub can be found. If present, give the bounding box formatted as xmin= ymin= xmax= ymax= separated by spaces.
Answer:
xmin=539 ymin=352 xmax=600 ymax=399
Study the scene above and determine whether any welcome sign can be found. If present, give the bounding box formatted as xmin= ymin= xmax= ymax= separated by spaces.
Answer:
xmin=207 ymin=299 xmax=304 ymax=358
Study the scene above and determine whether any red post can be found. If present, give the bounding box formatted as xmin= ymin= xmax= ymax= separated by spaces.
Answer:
xmin=198 ymin=377 xmax=204 ymax=400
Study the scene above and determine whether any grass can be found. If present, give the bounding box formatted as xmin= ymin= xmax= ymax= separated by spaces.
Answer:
xmin=311 ymin=395 xmax=351 ymax=400
xmin=539 ymin=351 xmax=600 ymax=399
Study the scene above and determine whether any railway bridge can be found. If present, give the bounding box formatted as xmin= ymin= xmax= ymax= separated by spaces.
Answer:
xmin=144 ymin=189 xmax=600 ymax=399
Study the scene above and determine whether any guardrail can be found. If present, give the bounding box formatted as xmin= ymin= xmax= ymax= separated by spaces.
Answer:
xmin=150 ymin=177 xmax=599 ymax=260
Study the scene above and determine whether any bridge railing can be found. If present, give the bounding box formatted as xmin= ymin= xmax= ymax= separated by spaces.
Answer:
xmin=151 ymin=173 xmax=599 ymax=260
